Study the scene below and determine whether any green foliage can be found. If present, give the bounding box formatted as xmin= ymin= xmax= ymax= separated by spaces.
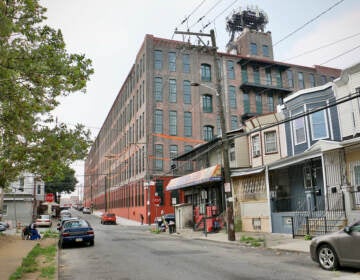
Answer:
xmin=304 ymin=234 xmax=313 ymax=240
xmin=240 ymin=235 xmax=265 ymax=247
xmin=0 ymin=0 xmax=94 ymax=188
xmin=41 ymin=229 xmax=59 ymax=239
xmin=9 ymin=243 xmax=56 ymax=280
xmin=45 ymin=166 xmax=78 ymax=197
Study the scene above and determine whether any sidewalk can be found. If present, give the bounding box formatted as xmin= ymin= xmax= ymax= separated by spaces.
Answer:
xmin=109 ymin=213 xmax=311 ymax=253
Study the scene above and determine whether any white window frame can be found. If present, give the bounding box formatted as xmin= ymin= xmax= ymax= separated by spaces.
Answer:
xmin=252 ymin=134 xmax=261 ymax=157
xmin=264 ymin=131 xmax=277 ymax=153
xmin=310 ymin=110 xmax=328 ymax=140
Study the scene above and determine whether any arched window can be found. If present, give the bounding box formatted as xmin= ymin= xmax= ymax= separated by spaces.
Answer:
xmin=201 ymin=63 xmax=211 ymax=82
xmin=202 ymin=94 xmax=213 ymax=113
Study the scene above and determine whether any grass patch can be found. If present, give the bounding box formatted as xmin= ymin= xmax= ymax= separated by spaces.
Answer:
xmin=304 ymin=234 xmax=313 ymax=240
xmin=42 ymin=229 xmax=59 ymax=239
xmin=9 ymin=243 xmax=57 ymax=280
xmin=240 ymin=235 xmax=265 ymax=247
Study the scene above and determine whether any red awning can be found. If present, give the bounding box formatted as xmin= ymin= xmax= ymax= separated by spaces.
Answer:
xmin=166 ymin=165 xmax=222 ymax=191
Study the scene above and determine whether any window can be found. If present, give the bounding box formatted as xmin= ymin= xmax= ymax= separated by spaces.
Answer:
xmin=267 ymin=93 xmax=274 ymax=111
xmin=169 ymin=145 xmax=178 ymax=160
xmin=202 ymin=94 xmax=213 ymax=113
xmin=229 ymin=142 xmax=235 ymax=161
xmin=275 ymin=70 xmax=282 ymax=87
xmin=231 ymin=116 xmax=238 ymax=130
xmin=265 ymin=68 xmax=272 ymax=85
xmin=169 ymin=79 xmax=177 ymax=103
xmin=292 ymin=109 xmax=306 ymax=144
xmin=253 ymin=66 xmax=260 ymax=84
xmin=184 ymin=112 xmax=192 ymax=137
xmin=252 ymin=135 xmax=261 ymax=157
xmin=298 ymin=72 xmax=304 ymax=89
xmin=154 ymin=77 xmax=163 ymax=101
xmin=262 ymin=45 xmax=269 ymax=57
xmin=265 ymin=131 xmax=277 ymax=153
xmin=243 ymin=92 xmax=250 ymax=113
xmin=309 ymin=74 xmax=316 ymax=87
xmin=154 ymin=50 xmax=162 ymax=70
xmin=168 ymin=52 xmax=176 ymax=72
xmin=287 ymin=70 xmax=294 ymax=88
xmin=203 ymin=126 xmax=214 ymax=141
xmin=169 ymin=111 xmax=177 ymax=136
xmin=154 ymin=144 xmax=163 ymax=170
xmin=310 ymin=110 xmax=328 ymax=140
xmin=183 ymin=54 xmax=190 ymax=73
xmin=241 ymin=65 xmax=248 ymax=82
xmin=201 ymin=63 xmax=211 ymax=82
xmin=19 ymin=176 xmax=24 ymax=191
xmin=321 ymin=75 xmax=327 ymax=85
xmin=256 ymin=93 xmax=262 ymax=114
xmin=183 ymin=80 xmax=191 ymax=104
xmin=37 ymin=184 xmax=41 ymax=195
xmin=250 ymin=43 xmax=258 ymax=55
xmin=228 ymin=86 xmax=237 ymax=108
xmin=154 ymin=109 xmax=163 ymax=133
xmin=227 ymin=61 xmax=235 ymax=79
xmin=2 ymin=204 xmax=7 ymax=215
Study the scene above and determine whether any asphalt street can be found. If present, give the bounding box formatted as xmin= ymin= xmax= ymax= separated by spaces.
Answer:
xmin=58 ymin=210 xmax=359 ymax=280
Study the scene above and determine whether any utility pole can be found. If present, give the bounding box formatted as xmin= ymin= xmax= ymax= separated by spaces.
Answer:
xmin=174 ymin=29 xmax=235 ymax=241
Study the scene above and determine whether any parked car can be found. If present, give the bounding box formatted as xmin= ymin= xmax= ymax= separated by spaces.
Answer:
xmin=60 ymin=210 xmax=72 ymax=218
xmin=57 ymin=217 xmax=79 ymax=231
xmin=0 ymin=223 xmax=8 ymax=232
xmin=101 ymin=213 xmax=117 ymax=225
xmin=35 ymin=214 xmax=52 ymax=227
xmin=0 ymin=221 xmax=9 ymax=230
xmin=310 ymin=219 xmax=360 ymax=270
xmin=58 ymin=219 xmax=94 ymax=248
xmin=82 ymin=207 xmax=91 ymax=214
xmin=154 ymin=213 xmax=175 ymax=226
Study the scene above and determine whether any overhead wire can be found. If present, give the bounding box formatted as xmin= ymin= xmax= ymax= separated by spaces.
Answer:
xmin=274 ymin=0 xmax=345 ymax=46
xmin=319 ymin=44 xmax=360 ymax=65
xmin=188 ymin=0 xmax=224 ymax=30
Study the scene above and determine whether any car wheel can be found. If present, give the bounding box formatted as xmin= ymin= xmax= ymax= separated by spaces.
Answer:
xmin=317 ymin=244 xmax=339 ymax=270
xmin=89 ymin=240 xmax=94 ymax=246
xmin=100 ymin=220 xmax=103 ymax=224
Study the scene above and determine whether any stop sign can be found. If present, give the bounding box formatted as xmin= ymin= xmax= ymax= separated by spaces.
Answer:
xmin=153 ymin=196 xmax=161 ymax=205
xmin=45 ymin=193 xmax=54 ymax=203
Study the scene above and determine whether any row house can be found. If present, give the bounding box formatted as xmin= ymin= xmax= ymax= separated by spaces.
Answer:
xmin=84 ymin=11 xmax=341 ymax=225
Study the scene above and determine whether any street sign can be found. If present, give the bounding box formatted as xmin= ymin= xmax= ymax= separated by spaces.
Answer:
xmin=45 ymin=193 xmax=54 ymax=203
xmin=153 ymin=196 xmax=161 ymax=205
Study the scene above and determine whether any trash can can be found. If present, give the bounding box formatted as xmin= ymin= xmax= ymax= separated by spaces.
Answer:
xmin=168 ymin=221 xmax=176 ymax=234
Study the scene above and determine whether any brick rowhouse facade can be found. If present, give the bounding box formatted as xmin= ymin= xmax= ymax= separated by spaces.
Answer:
xmin=84 ymin=26 xmax=340 ymax=225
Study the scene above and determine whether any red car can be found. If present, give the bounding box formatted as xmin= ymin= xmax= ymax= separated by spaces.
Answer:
xmin=101 ymin=213 xmax=117 ymax=225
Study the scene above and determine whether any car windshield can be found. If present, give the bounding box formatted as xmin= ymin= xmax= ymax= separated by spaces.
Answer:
xmin=106 ymin=214 xmax=115 ymax=217
xmin=40 ymin=215 xmax=50 ymax=219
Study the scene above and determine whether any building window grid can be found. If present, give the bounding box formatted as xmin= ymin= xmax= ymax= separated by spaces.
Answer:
xmin=256 ymin=93 xmax=262 ymax=114
xmin=262 ymin=45 xmax=269 ymax=57
xmin=265 ymin=68 xmax=272 ymax=85
xmin=298 ymin=72 xmax=305 ymax=89
xmin=243 ymin=92 xmax=250 ymax=113
xmin=267 ymin=93 xmax=274 ymax=112
xmin=154 ymin=144 xmax=163 ymax=170
xmin=253 ymin=66 xmax=260 ymax=84
xmin=168 ymin=52 xmax=176 ymax=72
xmin=203 ymin=126 xmax=214 ymax=141
xmin=227 ymin=61 xmax=235 ymax=80
xmin=169 ymin=111 xmax=177 ymax=136
xmin=252 ymin=135 xmax=261 ymax=157
xmin=154 ymin=50 xmax=162 ymax=70
xmin=154 ymin=77 xmax=163 ymax=102
xmin=231 ymin=116 xmax=238 ymax=130
xmin=154 ymin=109 xmax=163 ymax=133
xmin=201 ymin=64 xmax=211 ymax=82
xmin=184 ymin=112 xmax=192 ymax=137
xmin=292 ymin=113 xmax=306 ymax=145
xmin=202 ymin=94 xmax=213 ymax=113
xmin=250 ymin=43 xmax=258 ymax=55
xmin=183 ymin=54 xmax=190 ymax=73
xmin=228 ymin=86 xmax=237 ymax=109
xmin=169 ymin=79 xmax=177 ymax=103
xmin=183 ymin=80 xmax=191 ymax=104
xmin=287 ymin=70 xmax=294 ymax=88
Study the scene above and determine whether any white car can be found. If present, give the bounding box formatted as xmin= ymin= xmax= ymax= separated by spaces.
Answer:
xmin=35 ymin=214 xmax=52 ymax=227
xmin=82 ymin=207 xmax=91 ymax=214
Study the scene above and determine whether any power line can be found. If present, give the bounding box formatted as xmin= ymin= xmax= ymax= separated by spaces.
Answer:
xmin=320 ymin=44 xmax=360 ymax=65
xmin=189 ymin=0 xmax=224 ymax=29
xmin=274 ymin=0 xmax=345 ymax=46
xmin=283 ymin=32 xmax=360 ymax=62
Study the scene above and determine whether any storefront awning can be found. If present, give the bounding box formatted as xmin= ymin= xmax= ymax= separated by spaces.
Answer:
xmin=167 ymin=165 xmax=222 ymax=191
xmin=231 ymin=166 xmax=265 ymax=177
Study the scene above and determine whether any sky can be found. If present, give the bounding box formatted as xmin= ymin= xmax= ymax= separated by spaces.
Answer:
xmin=38 ymin=0 xmax=360 ymax=192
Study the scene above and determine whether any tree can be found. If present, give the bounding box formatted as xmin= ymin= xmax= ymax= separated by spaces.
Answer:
xmin=0 ymin=0 xmax=94 ymax=189
xmin=45 ymin=166 xmax=78 ymax=203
